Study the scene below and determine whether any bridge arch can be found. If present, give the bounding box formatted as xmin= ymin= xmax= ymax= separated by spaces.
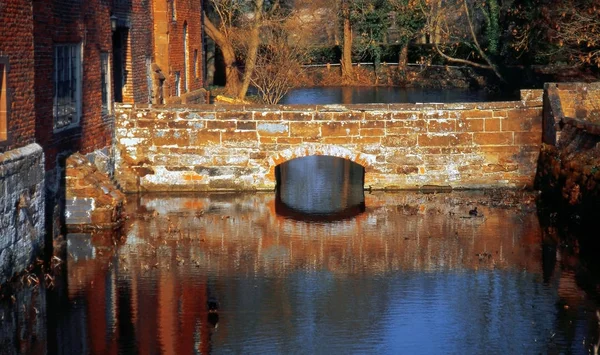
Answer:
xmin=264 ymin=144 xmax=376 ymax=183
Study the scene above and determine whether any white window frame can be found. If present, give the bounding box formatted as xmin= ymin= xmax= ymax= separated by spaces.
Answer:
xmin=53 ymin=43 xmax=82 ymax=131
xmin=174 ymin=71 xmax=181 ymax=97
xmin=101 ymin=52 xmax=112 ymax=115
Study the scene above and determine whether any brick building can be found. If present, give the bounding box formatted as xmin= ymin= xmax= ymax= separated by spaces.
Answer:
xmin=0 ymin=0 xmax=207 ymax=281
xmin=153 ymin=0 xmax=205 ymax=103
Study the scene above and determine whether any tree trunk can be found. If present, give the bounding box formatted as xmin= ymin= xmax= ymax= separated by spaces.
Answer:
xmin=238 ymin=0 xmax=264 ymax=100
xmin=340 ymin=0 xmax=353 ymax=83
xmin=397 ymin=44 xmax=408 ymax=71
xmin=203 ymin=12 xmax=241 ymax=95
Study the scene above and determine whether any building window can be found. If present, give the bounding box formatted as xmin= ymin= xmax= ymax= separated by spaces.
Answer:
xmin=0 ymin=57 xmax=8 ymax=142
xmin=170 ymin=0 xmax=176 ymax=22
xmin=183 ymin=22 xmax=189 ymax=92
xmin=194 ymin=49 xmax=198 ymax=79
xmin=101 ymin=52 xmax=112 ymax=114
xmin=174 ymin=71 xmax=181 ymax=97
xmin=54 ymin=44 xmax=82 ymax=130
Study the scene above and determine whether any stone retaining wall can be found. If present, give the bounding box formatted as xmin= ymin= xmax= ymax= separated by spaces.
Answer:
xmin=0 ymin=143 xmax=45 ymax=283
xmin=115 ymin=89 xmax=543 ymax=192
xmin=537 ymin=82 xmax=600 ymax=213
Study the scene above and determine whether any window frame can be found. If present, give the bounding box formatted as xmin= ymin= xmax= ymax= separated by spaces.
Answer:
xmin=174 ymin=71 xmax=181 ymax=97
xmin=100 ymin=52 xmax=112 ymax=115
xmin=0 ymin=56 xmax=9 ymax=143
xmin=53 ymin=43 xmax=83 ymax=131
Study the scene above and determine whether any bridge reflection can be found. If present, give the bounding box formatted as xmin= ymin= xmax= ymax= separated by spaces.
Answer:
xmin=49 ymin=192 xmax=596 ymax=354
xmin=275 ymin=155 xmax=365 ymax=221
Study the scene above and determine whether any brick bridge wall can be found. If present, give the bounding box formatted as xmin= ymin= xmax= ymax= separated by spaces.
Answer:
xmin=115 ymin=89 xmax=543 ymax=192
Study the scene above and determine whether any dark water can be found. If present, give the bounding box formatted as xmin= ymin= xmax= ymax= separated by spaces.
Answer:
xmin=2 ymin=158 xmax=600 ymax=354
xmin=276 ymin=156 xmax=365 ymax=220
xmin=280 ymin=86 xmax=516 ymax=105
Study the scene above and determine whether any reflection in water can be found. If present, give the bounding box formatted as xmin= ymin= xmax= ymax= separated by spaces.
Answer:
xmin=280 ymin=86 xmax=516 ymax=105
xmin=1 ymin=192 xmax=600 ymax=354
xmin=275 ymin=156 xmax=365 ymax=221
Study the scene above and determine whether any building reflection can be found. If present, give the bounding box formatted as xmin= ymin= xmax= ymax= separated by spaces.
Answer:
xmin=34 ymin=192 xmax=598 ymax=354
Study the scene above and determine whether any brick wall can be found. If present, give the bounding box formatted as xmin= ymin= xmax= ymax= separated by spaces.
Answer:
xmin=115 ymin=89 xmax=543 ymax=192
xmin=32 ymin=0 xmax=115 ymax=171
xmin=0 ymin=0 xmax=36 ymax=153
xmin=114 ymin=0 xmax=155 ymax=104
xmin=153 ymin=0 xmax=204 ymax=101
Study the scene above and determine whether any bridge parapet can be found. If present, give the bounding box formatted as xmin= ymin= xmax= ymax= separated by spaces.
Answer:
xmin=115 ymin=89 xmax=543 ymax=192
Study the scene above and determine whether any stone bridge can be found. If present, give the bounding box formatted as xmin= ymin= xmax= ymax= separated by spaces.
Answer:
xmin=115 ymin=89 xmax=543 ymax=192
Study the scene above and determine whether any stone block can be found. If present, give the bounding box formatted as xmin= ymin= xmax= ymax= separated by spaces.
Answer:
xmin=237 ymin=121 xmax=257 ymax=131
xmin=282 ymin=111 xmax=313 ymax=121
xmin=473 ymin=132 xmax=513 ymax=146
xmin=417 ymin=133 xmax=472 ymax=147
xmin=427 ymin=119 xmax=456 ymax=133
xmin=190 ymin=131 xmax=221 ymax=145
xmin=257 ymin=122 xmax=289 ymax=137
xmin=364 ymin=111 xmax=391 ymax=121
xmin=253 ymin=111 xmax=282 ymax=121
xmin=153 ymin=130 xmax=190 ymax=147
xmin=484 ymin=118 xmax=501 ymax=131
xmin=456 ymin=118 xmax=484 ymax=132
xmin=321 ymin=122 xmax=359 ymax=137
xmin=207 ymin=120 xmax=237 ymax=131
xmin=290 ymin=122 xmax=321 ymax=138
xmin=221 ymin=131 xmax=259 ymax=147
xmin=383 ymin=135 xmax=418 ymax=147
xmin=216 ymin=111 xmax=252 ymax=120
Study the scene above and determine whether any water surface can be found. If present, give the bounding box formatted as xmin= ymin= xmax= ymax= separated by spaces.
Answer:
xmin=2 ymin=191 xmax=599 ymax=354
xmin=280 ymin=86 xmax=516 ymax=105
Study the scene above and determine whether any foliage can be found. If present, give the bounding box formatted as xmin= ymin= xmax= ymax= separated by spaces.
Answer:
xmin=388 ymin=0 xmax=427 ymax=45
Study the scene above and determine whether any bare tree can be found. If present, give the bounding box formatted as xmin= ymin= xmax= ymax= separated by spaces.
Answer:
xmin=552 ymin=1 xmax=600 ymax=67
xmin=428 ymin=0 xmax=505 ymax=80
xmin=251 ymin=32 xmax=305 ymax=104
xmin=204 ymin=0 xmax=292 ymax=100
xmin=203 ymin=0 xmax=243 ymax=95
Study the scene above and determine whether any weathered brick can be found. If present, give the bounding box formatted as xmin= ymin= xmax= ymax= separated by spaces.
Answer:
xmin=190 ymin=131 xmax=221 ymax=145
xmin=253 ymin=111 xmax=282 ymax=121
xmin=153 ymin=130 xmax=190 ymax=147
xmin=459 ymin=109 xmax=494 ymax=119
xmin=257 ymin=122 xmax=289 ymax=137
xmin=321 ymin=122 xmax=359 ymax=136
xmin=456 ymin=119 xmax=484 ymax=132
xmin=360 ymin=120 xmax=385 ymax=129
xmin=514 ymin=132 xmax=541 ymax=146
xmin=383 ymin=135 xmax=418 ymax=147
xmin=484 ymin=118 xmax=501 ymax=131
xmin=359 ymin=128 xmax=385 ymax=137
xmin=237 ymin=121 xmax=257 ymax=130
xmin=282 ymin=111 xmax=313 ymax=121
xmin=418 ymin=133 xmax=472 ymax=147
xmin=473 ymin=132 xmax=513 ymax=146
xmin=207 ymin=121 xmax=237 ymax=130
xmin=216 ymin=111 xmax=252 ymax=120
xmin=427 ymin=119 xmax=456 ymax=133
xmin=290 ymin=122 xmax=321 ymax=138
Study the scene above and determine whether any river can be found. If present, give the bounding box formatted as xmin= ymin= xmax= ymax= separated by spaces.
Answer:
xmin=1 ymin=156 xmax=599 ymax=354
xmin=280 ymin=87 xmax=517 ymax=105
